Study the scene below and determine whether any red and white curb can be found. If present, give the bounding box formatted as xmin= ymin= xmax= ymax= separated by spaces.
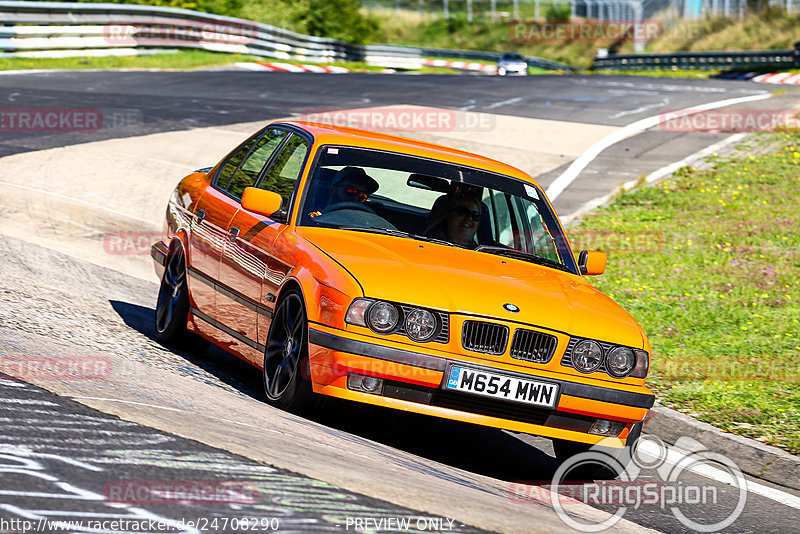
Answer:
xmin=423 ymin=58 xmax=497 ymax=74
xmin=751 ymin=71 xmax=800 ymax=84
xmin=235 ymin=62 xmax=350 ymax=73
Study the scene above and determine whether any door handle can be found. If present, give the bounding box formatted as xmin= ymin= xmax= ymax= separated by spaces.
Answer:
xmin=195 ymin=209 xmax=206 ymax=223
xmin=228 ymin=226 xmax=240 ymax=242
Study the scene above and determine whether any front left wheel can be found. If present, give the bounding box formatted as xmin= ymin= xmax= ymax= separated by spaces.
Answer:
xmin=154 ymin=245 xmax=208 ymax=353
xmin=263 ymin=290 xmax=315 ymax=413
xmin=155 ymin=246 xmax=190 ymax=344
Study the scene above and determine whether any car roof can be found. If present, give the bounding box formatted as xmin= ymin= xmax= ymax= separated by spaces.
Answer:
xmin=277 ymin=120 xmax=541 ymax=187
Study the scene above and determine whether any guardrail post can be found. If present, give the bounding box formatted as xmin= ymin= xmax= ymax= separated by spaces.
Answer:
xmin=795 ymin=41 xmax=800 ymax=67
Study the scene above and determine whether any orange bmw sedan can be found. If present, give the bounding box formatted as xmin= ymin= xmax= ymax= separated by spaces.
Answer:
xmin=152 ymin=121 xmax=654 ymax=471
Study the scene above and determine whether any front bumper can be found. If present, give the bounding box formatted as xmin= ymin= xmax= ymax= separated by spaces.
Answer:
xmin=307 ymin=326 xmax=654 ymax=447
xmin=498 ymin=64 xmax=528 ymax=75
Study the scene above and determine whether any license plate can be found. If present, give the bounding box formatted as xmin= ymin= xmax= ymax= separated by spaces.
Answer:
xmin=445 ymin=365 xmax=559 ymax=408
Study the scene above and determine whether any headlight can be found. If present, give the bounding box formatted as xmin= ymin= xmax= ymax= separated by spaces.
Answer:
xmin=572 ymin=340 xmax=603 ymax=373
xmin=367 ymin=301 xmax=400 ymax=333
xmin=606 ymin=346 xmax=636 ymax=377
xmin=404 ymin=308 xmax=437 ymax=342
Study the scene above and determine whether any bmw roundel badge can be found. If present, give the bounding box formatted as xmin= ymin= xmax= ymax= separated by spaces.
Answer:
xmin=503 ymin=303 xmax=520 ymax=313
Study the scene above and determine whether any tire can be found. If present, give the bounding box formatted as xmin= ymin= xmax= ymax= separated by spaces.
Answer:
xmin=154 ymin=245 xmax=208 ymax=353
xmin=553 ymin=421 xmax=643 ymax=480
xmin=263 ymin=290 xmax=315 ymax=413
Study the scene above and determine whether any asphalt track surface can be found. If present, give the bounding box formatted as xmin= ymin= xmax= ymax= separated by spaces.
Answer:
xmin=1 ymin=71 xmax=800 ymax=533
xmin=0 ymin=71 xmax=779 ymax=217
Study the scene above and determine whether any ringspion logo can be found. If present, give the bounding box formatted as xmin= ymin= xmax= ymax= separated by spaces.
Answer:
xmin=512 ymin=436 xmax=747 ymax=532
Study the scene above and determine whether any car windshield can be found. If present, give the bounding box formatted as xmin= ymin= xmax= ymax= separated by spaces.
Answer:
xmin=502 ymin=53 xmax=524 ymax=60
xmin=298 ymin=146 xmax=577 ymax=274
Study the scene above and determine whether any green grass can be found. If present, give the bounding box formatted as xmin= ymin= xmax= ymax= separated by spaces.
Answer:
xmin=374 ymin=10 xmax=612 ymax=69
xmin=568 ymin=131 xmax=800 ymax=454
xmin=649 ymin=8 xmax=800 ymax=53
xmin=0 ymin=50 xmax=258 ymax=71
xmin=371 ymin=7 xmax=800 ymax=71
xmin=0 ymin=50 xmax=390 ymax=73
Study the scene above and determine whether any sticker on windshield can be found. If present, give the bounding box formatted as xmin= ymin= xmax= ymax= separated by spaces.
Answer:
xmin=524 ymin=184 xmax=539 ymax=200
xmin=327 ymin=147 xmax=339 ymax=154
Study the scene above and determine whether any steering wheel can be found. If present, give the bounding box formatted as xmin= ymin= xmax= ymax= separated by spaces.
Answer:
xmin=324 ymin=201 xmax=375 ymax=214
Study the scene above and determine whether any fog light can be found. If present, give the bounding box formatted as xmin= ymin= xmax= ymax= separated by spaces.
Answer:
xmin=589 ymin=419 xmax=625 ymax=436
xmin=362 ymin=377 xmax=381 ymax=392
xmin=347 ymin=373 xmax=384 ymax=395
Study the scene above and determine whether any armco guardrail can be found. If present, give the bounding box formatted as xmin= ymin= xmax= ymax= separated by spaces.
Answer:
xmin=0 ymin=1 xmax=568 ymax=71
xmin=592 ymin=43 xmax=800 ymax=71
xmin=0 ymin=0 xmax=422 ymax=68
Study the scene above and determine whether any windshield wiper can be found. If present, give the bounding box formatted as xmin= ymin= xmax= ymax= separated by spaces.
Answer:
xmin=338 ymin=226 xmax=454 ymax=247
xmin=474 ymin=245 xmax=572 ymax=273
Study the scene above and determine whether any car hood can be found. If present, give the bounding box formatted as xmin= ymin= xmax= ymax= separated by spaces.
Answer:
xmin=297 ymin=227 xmax=644 ymax=347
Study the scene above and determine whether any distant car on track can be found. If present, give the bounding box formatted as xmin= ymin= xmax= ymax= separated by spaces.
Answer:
xmin=151 ymin=121 xmax=654 ymax=474
xmin=497 ymin=52 xmax=528 ymax=76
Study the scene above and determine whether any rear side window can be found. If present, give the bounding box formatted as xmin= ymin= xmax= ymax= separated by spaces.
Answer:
xmin=217 ymin=134 xmax=261 ymax=190
xmin=226 ymin=129 xmax=289 ymax=199
xmin=258 ymin=134 xmax=310 ymax=209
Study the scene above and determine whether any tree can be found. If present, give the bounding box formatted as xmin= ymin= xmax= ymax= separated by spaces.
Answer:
xmin=295 ymin=0 xmax=378 ymax=45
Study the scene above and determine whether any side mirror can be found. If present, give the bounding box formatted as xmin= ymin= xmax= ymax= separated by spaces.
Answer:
xmin=578 ymin=250 xmax=607 ymax=275
xmin=241 ymin=187 xmax=282 ymax=218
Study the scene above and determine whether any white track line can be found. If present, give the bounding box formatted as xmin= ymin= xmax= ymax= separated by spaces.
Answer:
xmin=638 ymin=440 xmax=800 ymax=510
xmin=485 ymin=97 xmax=523 ymax=110
xmin=560 ymin=132 xmax=747 ymax=226
xmin=545 ymin=92 xmax=771 ymax=201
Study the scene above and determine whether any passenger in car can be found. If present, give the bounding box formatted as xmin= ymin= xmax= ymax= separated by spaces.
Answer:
xmin=424 ymin=191 xmax=482 ymax=248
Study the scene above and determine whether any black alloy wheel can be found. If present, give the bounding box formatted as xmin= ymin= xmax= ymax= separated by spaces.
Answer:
xmin=263 ymin=290 xmax=315 ymax=412
xmin=155 ymin=246 xmax=189 ymax=343
xmin=154 ymin=245 xmax=208 ymax=353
